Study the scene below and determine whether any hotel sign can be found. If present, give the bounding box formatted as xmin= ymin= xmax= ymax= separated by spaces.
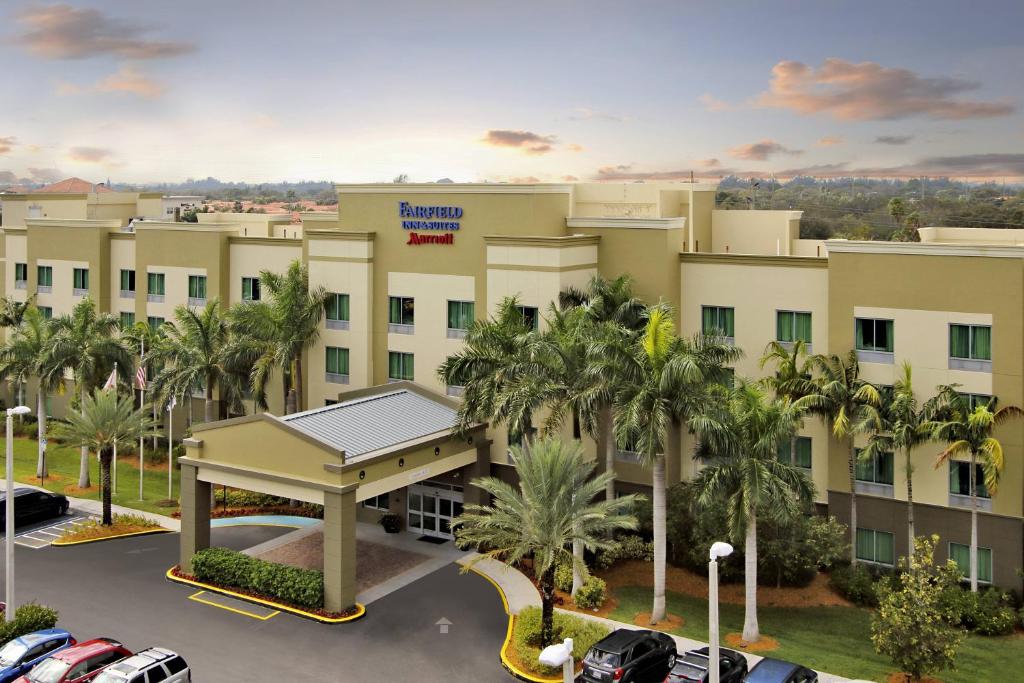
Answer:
xmin=400 ymin=201 xmax=461 ymax=245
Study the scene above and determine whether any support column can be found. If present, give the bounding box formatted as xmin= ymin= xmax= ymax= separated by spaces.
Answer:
xmin=179 ymin=462 xmax=211 ymax=573
xmin=463 ymin=439 xmax=493 ymax=507
xmin=323 ymin=486 xmax=358 ymax=613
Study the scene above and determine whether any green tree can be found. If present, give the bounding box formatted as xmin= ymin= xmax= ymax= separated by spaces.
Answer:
xmin=929 ymin=390 xmax=1023 ymax=591
xmin=759 ymin=339 xmax=812 ymax=467
xmin=871 ymin=535 xmax=965 ymax=682
xmin=452 ymin=437 xmax=639 ymax=647
xmin=46 ymin=298 xmax=132 ymax=489
xmin=0 ymin=296 xmax=34 ymax=407
xmin=888 ymin=196 xmax=907 ymax=229
xmin=801 ymin=352 xmax=880 ymax=565
xmin=51 ymin=389 xmax=158 ymax=525
xmin=692 ymin=383 xmax=814 ymax=643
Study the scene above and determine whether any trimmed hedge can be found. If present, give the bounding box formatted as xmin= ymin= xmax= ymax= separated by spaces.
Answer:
xmin=511 ymin=607 xmax=609 ymax=677
xmin=594 ymin=535 xmax=654 ymax=570
xmin=554 ymin=562 xmax=575 ymax=593
xmin=0 ymin=603 xmax=59 ymax=645
xmin=191 ymin=547 xmax=323 ymax=609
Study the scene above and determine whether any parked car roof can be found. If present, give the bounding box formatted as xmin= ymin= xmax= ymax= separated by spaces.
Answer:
xmin=11 ymin=629 xmax=71 ymax=647
xmin=592 ymin=629 xmax=657 ymax=653
xmin=50 ymin=638 xmax=124 ymax=661
xmin=745 ymin=658 xmax=804 ymax=681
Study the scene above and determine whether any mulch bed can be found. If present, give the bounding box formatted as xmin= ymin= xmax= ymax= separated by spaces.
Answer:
xmin=725 ymin=632 xmax=779 ymax=652
xmin=886 ymin=674 xmax=943 ymax=683
xmin=634 ymin=612 xmax=684 ymax=630
xmin=170 ymin=505 xmax=323 ymax=520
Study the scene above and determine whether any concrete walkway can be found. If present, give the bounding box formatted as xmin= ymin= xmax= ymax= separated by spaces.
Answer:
xmin=0 ymin=478 xmax=181 ymax=531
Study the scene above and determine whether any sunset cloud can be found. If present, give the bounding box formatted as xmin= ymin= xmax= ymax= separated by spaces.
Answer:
xmin=757 ymin=58 xmax=1015 ymax=120
xmin=874 ymin=135 xmax=913 ymax=145
xmin=698 ymin=158 xmax=721 ymax=167
xmin=569 ymin=108 xmax=627 ymax=122
xmin=16 ymin=3 xmax=195 ymax=60
xmin=816 ymin=136 xmax=845 ymax=147
xmin=68 ymin=146 xmax=112 ymax=162
xmin=481 ymin=130 xmax=557 ymax=155
xmin=97 ymin=66 xmax=164 ymax=98
xmin=566 ymin=144 xmax=585 ymax=152
xmin=29 ymin=168 xmax=63 ymax=183
xmin=698 ymin=94 xmax=738 ymax=113
xmin=0 ymin=137 xmax=15 ymax=155
xmin=561 ymin=175 xmax=579 ymax=181
xmin=728 ymin=139 xmax=803 ymax=161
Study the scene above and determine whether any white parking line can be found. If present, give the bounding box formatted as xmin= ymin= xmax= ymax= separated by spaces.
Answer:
xmin=12 ymin=514 xmax=96 ymax=549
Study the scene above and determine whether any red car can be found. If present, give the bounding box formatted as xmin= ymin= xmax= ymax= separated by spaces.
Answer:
xmin=13 ymin=639 xmax=130 ymax=683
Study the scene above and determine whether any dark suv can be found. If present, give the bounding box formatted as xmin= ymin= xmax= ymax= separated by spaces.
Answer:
xmin=665 ymin=646 xmax=747 ymax=682
xmin=580 ymin=629 xmax=676 ymax=683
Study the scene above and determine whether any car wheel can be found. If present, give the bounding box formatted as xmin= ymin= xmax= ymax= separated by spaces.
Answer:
xmin=61 ymin=503 xmax=69 ymax=516
xmin=666 ymin=653 xmax=675 ymax=669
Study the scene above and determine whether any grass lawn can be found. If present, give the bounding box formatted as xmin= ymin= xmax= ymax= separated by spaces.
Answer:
xmin=610 ymin=585 xmax=1024 ymax=683
xmin=0 ymin=436 xmax=179 ymax=516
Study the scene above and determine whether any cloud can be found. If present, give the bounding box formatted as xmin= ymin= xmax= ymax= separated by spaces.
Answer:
xmin=569 ymin=108 xmax=627 ymax=122
xmin=561 ymin=175 xmax=579 ymax=181
xmin=566 ymin=143 xmax=585 ymax=153
xmin=874 ymin=135 xmax=914 ymax=145
xmin=68 ymin=146 xmax=112 ymax=162
xmin=16 ymin=3 xmax=195 ymax=60
xmin=698 ymin=94 xmax=738 ymax=112
xmin=851 ymin=153 xmax=1024 ymax=179
xmin=29 ymin=168 xmax=63 ymax=183
xmin=757 ymin=58 xmax=1015 ymax=121
xmin=816 ymin=136 xmax=844 ymax=147
xmin=594 ymin=166 xmax=732 ymax=181
xmin=97 ymin=66 xmax=164 ymax=98
xmin=728 ymin=139 xmax=803 ymax=161
xmin=481 ymin=129 xmax=558 ymax=155
xmin=698 ymin=158 xmax=721 ymax=168
xmin=0 ymin=171 xmax=18 ymax=184
xmin=508 ymin=176 xmax=541 ymax=183
xmin=0 ymin=137 xmax=15 ymax=155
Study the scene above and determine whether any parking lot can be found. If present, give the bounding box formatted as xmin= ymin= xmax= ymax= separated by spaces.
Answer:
xmin=9 ymin=512 xmax=95 ymax=549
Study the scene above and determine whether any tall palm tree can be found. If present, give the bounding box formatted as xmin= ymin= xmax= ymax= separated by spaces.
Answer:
xmin=861 ymin=362 xmax=934 ymax=555
xmin=801 ymin=351 xmax=880 ymax=565
xmin=46 ymin=298 xmax=132 ymax=489
xmin=759 ymin=339 xmax=812 ymax=467
xmin=452 ymin=437 xmax=639 ymax=647
xmin=51 ymin=389 xmax=158 ymax=525
xmin=0 ymin=306 xmax=59 ymax=478
xmin=693 ymin=383 xmax=814 ymax=643
xmin=0 ymin=296 xmax=34 ymax=409
xmin=226 ymin=260 xmax=330 ymax=414
xmin=929 ymin=390 xmax=1023 ymax=591
xmin=612 ymin=304 xmax=741 ymax=623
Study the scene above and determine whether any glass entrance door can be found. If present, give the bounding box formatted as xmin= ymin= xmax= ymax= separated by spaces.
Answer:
xmin=407 ymin=482 xmax=463 ymax=540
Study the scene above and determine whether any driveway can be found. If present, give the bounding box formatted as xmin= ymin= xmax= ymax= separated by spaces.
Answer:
xmin=1 ymin=515 xmax=516 ymax=682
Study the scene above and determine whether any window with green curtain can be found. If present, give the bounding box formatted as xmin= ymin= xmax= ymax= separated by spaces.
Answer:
xmin=856 ymin=318 xmax=894 ymax=352
xmin=950 ymin=543 xmax=992 ymax=583
xmin=326 ymin=293 xmax=350 ymax=321
xmin=447 ymin=300 xmax=474 ymax=330
xmin=148 ymin=272 xmax=165 ymax=295
xmin=388 ymin=351 xmax=414 ymax=380
xmin=325 ymin=347 xmax=349 ymax=375
xmin=120 ymin=269 xmax=135 ymax=291
xmin=951 ymin=324 xmax=992 ymax=361
xmin=777 ymin=311 xmax=812 ymax=343
xmin=777 ymin=436 xmax=812 ymax=468
xmin=14 ymin=264 xmax=27 ymax=282
xmin=389 ymin=296 xmax=414 ymax=325
xmin=516 ymin=306 xmax=539 ymax=331
xmin=949 ymin=324 xmax=971 ymax=359
xmin=949 ymin=461 xmax=990 ymax=498
xmin=855 ymin=448 xmax=893 ymax=485
xmin=73 ymin=268 xmax=88 ymax=290
xmin=855 ymin=528 xmax=874 ymax=562
xmin=242 ymin=277 xmax=260 ymax=301
xmin=188 ymin=275 xmax=207 ymax=299
xmin=147 ymin=316 xmax=165 ymax=332
xmin=702 ymin=306 xmax=735 ymax=337
xmin=856 ymin=528 xmax=894 ymax=565
xmin=120 ymin=312 xmax=135 ymax=329
xmin=39 ymin=307 xmax=52 ymax=319
xmin=37 ymin=266 xmax=52 ymax=287
xmin=971 ymin=326 xmax=991 ymax=360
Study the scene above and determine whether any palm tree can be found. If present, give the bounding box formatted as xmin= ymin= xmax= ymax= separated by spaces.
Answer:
xmin=862 ymin=362 xmax=934 ymax=555
xmin=760 ymin=340 xmax=812 ymax=467
xmin=226 ymin=260 xmax=330 ymax=414
xmin=46 ymin=298 xmax=132 ymax=489
xmin=693 ymin=383 xmax=814 ymax=643
xmin=929 ymin=390 xmax=1023 ymax=591
xmin=452 ymin=437 xmax=639 ymax=647
xmin=0 ymin=296 xmax=34 ymax=409
xmin=0 ymin=306 xmax=59 ymax=478
xmin=51 ymin=389 xmax=157 ymax=525
xmin=801 ymin=352 xmax=880 ymax=565
xmin=612 ymin=304 xmax=741 ymax=623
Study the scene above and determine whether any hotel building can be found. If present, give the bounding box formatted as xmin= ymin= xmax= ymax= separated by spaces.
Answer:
xmin=2 ymin=178 xmax=1021 ymax=607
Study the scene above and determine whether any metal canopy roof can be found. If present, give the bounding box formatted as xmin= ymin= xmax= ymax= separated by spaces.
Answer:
xmin=280 ymin=388 xmax=459 ymax=460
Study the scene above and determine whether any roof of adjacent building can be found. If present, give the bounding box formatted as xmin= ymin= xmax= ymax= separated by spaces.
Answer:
xmin=32 ymin=177 xmax=112 ymax=193
xmin=280 ymin=387 xmax=459 ymax=458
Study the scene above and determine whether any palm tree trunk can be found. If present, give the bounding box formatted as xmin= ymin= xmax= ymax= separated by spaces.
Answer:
xmin=742 ymin=508 xmax=760 ymax=643
xmin=294 ymin=354 xmax=305 ymax=413
xmin=790 ymin=436 xmax=797 ymax=466
xmin=572 ymin=539 xmax=583 ymax=597
xmin=650 ymin=453 xmax=667 ymax=623
xmin=36 ymin=382 xmax=47 ymax=479
xmin=78 ymin=387 xmax=90 ymax=489
xmin=205 ymin=381 xmax=215 ymax=424
xmin=100 ymin=447 xmax=113 ymax=526
xmin=969 ymin=451 xmax=978 ymax=592
xmin=603 ymin=406 xmax=616 ymax=503
xmin=905 ymin=447 xmax=915 ymax=559
xmin=848 ymin=441 xmax=857 ymax=566
xmin=540 ymin=565 xmax=556 ymax=648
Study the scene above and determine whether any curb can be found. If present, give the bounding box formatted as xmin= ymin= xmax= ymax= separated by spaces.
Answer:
xmin=464 ymin=565 xmax=562 ymax=683
xmin=51 ymin=528 xmax=170 ymax=546
xmin=165 ymin=568 xmax=366 ymax=624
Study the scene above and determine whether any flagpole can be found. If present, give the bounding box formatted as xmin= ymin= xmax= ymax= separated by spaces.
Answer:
xmin=167 ymin=397 xmax=173 ymax=500
xmin=112 ymin=361 xmax=117 ymax=495
xmin=139 ymin=339 xmax=144 ymax=502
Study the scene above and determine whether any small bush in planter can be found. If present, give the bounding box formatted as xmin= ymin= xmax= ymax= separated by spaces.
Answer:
xmin=379 ymin=512 xmax=402 ymax=533
xmin=573 ymin=576 xmax=607 ymax=610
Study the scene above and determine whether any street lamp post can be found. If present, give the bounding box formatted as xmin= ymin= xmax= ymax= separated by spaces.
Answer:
xmin=5 ymin=405 xmax=31 ymax=622
xmin=538 ymin=637 xmax=574 ymax=683
xmin=708 ymin=541 xmax=734 ymax=683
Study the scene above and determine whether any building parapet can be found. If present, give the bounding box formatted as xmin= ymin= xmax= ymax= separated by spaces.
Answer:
xmin=825 ymin=239 xmax=1024 ymax=259
xmin=305 ymin=229 xmax=375 ymax=241
xmin=335 ymin=183 xmax=573 ymax=195
xmin=482 ymin=234 xmax=601 ymax=248
xmin=566 ymin=216 xmax=686 ymax=231
xmin=679 ymin=252 xmax=828 ymax=268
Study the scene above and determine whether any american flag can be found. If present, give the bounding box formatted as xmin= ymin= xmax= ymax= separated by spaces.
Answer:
xmin=135 ymin=364 xmax=147 ymax=390
xmin=102 ymin=368 xmax=117 ymax=391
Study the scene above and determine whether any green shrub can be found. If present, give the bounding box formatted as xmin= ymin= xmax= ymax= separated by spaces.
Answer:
xmin=0 ymin=603 xmax=59 ymax=645
xmin=512 ymin=607 xmax=609 ymax=676
xmin=554 ymin=562 xmax=575 ymax=593
xmin=190 ymin=547 xmax=324 ymax=609
xmin=595 ymin=535 xmax=654 ymax=570
xmin=212 ymin=489 xmax=289 ymax=508
xmin=829 ymin=563 xmax=882 ymax=607
xmin=573 ymin=577 xmax=607 ymax=610
xmin=941 ymin=586 xmax=1017 ymax=635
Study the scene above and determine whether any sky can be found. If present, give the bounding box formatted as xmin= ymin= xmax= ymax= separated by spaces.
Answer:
xmin=2 ymin=0 xmax=1024 ymax=185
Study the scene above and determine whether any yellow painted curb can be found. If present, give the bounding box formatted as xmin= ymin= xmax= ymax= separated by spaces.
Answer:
xmin=464 ymin=565 xmax=562 ymax=683
xmin=52 ymin=528 xmax=170 ymax=546
xmin=165 ymin=568 xmax=366 ymax=624
xmin=188 ymin=591 xmax=280 ymax=621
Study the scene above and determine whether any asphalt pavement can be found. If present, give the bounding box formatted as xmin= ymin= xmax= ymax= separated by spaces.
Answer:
xmin=0 ymin=512 xmax=517 ymax=682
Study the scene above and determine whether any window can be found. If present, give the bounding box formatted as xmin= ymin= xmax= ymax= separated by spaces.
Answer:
xmin=388 ymin=351 xmax=414 ymax=381
xmin=147 ymin=316 xmax=165 ymax=333
xmin=120 ymin=269 xmax=136 ymax=296
xmin=630 ymin=640 xmax=653 ymax=659
xmin=949 ymin=543 xmax=992 ymax=584
xmin=67 ymin=661 xmax=89 ymax=679
xmin=72 ymin=268 xmax=89 ymax=293
xmin=855 ymin=318 xmax=894 ymax=353
xmin=120 ymin=312 xmax=135 ymax=329
xmin=14 ymin=263 xmax=27 ymax=288
xmin=242 ymin=276 xmax=261 ymax=302
xmin=39 ymin=306 xmax=52 ymax=319
xmin=147 ymin=272 xmax=165 ymax=296
xmin=960 ymin=393 xmax=993 ymax=411
xmin=777 ymin=310 xmax=811 ymax=344
xmin=188 ymin=275 xmax=207 ymax=302
xmin=778 ymin=436 xmax=812 ymax=469
xmin=362 ymin=493 xmax=389 ymax=511
xmin=146 ymin=665 xmax=168 ymax=682
xmin=37 ymin=265 xmax=53 ymax=289
xmin=516 ymin=305 xmax=539 ymax=331
xmin=949 ymin=324 xmax=991 ymax=371
xmin=388 ymin=296 xmax=415 ymax=326
xmin=447 ymin=300 xmax=475 ymax=333
xmin=949 ymin=461 xmax=989 ymax=499
xmin=856 ymin=528 xmax=895 ymax=566
xmin=325 ymin=293 xmax=350 ymax=328
xmin=164 ymin=657 xmax=187 ymax=675
xmin=855 ymin=449 xmax=894 ymax=486
xmin=702 ymin=305 xmax=735 ymax=338
xmin=325 ymin=346 xmax=349 ymax=383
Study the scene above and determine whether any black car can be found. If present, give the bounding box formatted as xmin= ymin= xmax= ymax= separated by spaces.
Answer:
xmin=580 ymin=628 xmax=676 ymax=683
xmin=667 ymin=646 xmax=747 ymax=682
xmin=743 ymin=657 xmax=817 ymax=683
xmin=0 ymin=488 xmax=69 ymax=527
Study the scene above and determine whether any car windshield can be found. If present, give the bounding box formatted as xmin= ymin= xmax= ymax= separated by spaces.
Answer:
xmin=668 ymin=661 xmax=706 ymax=681
xmin=585 ymin=649 xmax=619 ymax=667
xmin=28 ymin=657 xmax=73 ymax=683
xmin=0 ymin=641 xmax=28 ymax=667
xmin=91 ymin=670 xmax=126 ymax=683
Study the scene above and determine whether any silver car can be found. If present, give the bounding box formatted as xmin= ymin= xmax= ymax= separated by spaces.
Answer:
xmin=91 ymin=648 xmax=190 ymax=683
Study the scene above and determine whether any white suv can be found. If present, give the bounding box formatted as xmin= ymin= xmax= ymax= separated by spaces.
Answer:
xmin=91 ymin=648 xmax=190 ymax=683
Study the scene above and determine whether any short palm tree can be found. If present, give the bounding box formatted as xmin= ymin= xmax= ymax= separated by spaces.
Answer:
xmin=759 ymin=339 xmax=812 ymax=467
xmin=452 ymin=437 xmax=639 ymax=647
xmin=801 ymin=352 xmax=881 ymax=565
xmin=226 ymin=260 xmax=330 ymax=414
xmin=46 ymin=298 xmax=132 ymax=489
xmin=52 ymin=389 xmax=158 ymax=525
xmin=0 ymin=296 xmax=31 ymax=330
xmin=929 ymin=389 xmax=1023 ymax=591
xmin=693 ymin=383 xmax=814 ymax=643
